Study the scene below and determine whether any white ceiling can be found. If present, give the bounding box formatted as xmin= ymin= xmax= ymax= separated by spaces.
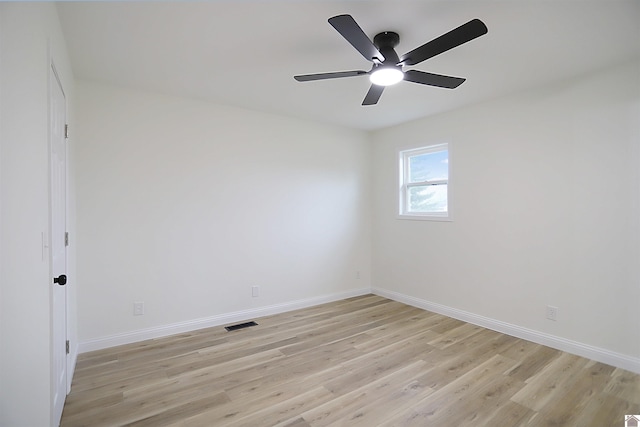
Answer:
xmin=57 ymin=1 xmax=640 ymax=131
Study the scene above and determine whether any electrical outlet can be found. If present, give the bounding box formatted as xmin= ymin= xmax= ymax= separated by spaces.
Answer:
xmin=134 ymin=301 xmax=145 ymax=316
xmin=356 ymin=271 xmax=361 ymax=279
xmin=546 ymin=305 xmax=558 ymax=321
xmin=252 ymin=286 xmax=260 ymax=298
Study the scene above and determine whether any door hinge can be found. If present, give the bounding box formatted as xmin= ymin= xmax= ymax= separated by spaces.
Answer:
xmin=66 ymin=340 xmax=70 ymax=355
xmin=65 ymin=232 xmax=69 ymax=247
xmin=65 ymin=124 xmax=69 ymax=139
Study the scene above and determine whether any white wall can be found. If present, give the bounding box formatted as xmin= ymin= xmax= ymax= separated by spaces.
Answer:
xmin=75 ymin=82 xmax=371 ymax=345
xmin=0 ymin=3 xmax=76 ymax=427
xmin=372 ymin=60 xmax=640 ymax=364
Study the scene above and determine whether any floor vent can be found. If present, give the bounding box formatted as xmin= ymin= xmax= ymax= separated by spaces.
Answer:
xmin=225 ymin=321 xmax=258 ymax=332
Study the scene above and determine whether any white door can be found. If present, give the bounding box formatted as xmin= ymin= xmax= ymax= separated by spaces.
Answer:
xmin=50 ymin=63 xmax=68 ymax=426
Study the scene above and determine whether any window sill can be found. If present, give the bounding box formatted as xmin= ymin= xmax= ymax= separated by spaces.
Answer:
xmin=397 ymin=213 xmax=452 ymax=222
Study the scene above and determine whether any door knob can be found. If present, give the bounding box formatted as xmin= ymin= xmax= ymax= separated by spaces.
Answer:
xmin=54 ymin=274 xmax=67 ymax=286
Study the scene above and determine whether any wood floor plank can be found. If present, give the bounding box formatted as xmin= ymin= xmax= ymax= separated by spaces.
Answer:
xmin=503 ymin=341 xmax=562 ymax=382
xmin=223 ymin=339 xmax=365 ymax=402
xmin=481 ymin=400 xmax=537 ymax=427
xmin=426 ymin=322 xmax=484 ymax=350
xmin=225 ymin=387 xmax=335 ymax=427
xmin=571 ymin=392 xmax=639 ymax=427
xmin=322 ymin=329 xmax=438 ymax=396
xmin=378 ymin=354 xmax=520 ymax=426
xmin=275 ymin=418 xmax=312 ymax=427
xmin=181 ymin=387 xmax=334 ymax=427
xmin=511 ymin=352 xmax=590 ymax=412
xmin=61 ymin=295 xmax=640 ymax=427
xmin=605 ymin=367 xmax=640 ymax=405
xmin=124 ymin=392 xmax=231 ymax=427
xmin=299 ymin=361 xmax=435 ymax=427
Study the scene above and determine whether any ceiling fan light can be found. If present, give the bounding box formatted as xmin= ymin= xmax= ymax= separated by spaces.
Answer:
xmin=370 ymin=67 xmax=404 ymax=86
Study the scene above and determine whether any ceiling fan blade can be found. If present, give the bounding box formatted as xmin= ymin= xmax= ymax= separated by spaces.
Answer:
xmin=294 ymin=70 xmax=368 ymax=82
xmin=328 ymin=14 xmax=385 ymax=63
xmin=403 ymin=70 xmax=466 ymax=88
xmin=362 ymin=84 xmax=384 ymax=106
xmin=399 ymin=19 xmax=488 ymax=66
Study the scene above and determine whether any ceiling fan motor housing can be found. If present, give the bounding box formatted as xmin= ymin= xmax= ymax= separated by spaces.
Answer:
xmin=373 ymin=31 xmax=400 ymax=64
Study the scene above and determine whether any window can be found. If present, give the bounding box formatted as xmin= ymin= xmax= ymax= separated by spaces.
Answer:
xmin=399 ymin=143 xmax=451 ymax=220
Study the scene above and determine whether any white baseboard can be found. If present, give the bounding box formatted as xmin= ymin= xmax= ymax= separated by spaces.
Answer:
xmin=78 ymin=288 xmax=371 ymax=353
xmin=67 ymin=343 xmax=78 ymax=393
xmin=372 ymin=287 xmax=640 ymax=374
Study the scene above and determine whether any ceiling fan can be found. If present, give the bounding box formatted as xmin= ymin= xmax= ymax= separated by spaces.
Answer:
xmin=294 ymin=15 xmax=488 ymax=106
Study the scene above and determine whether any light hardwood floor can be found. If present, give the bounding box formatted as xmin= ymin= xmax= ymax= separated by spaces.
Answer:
xmin=61 ymin=295 xmax=640 ymax=426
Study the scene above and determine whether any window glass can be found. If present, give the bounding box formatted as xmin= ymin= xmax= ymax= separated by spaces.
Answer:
xmin=409 ymin=150 xmax=448 ymax=183
xmin=408 ymin=184 xmax=448 ymax=213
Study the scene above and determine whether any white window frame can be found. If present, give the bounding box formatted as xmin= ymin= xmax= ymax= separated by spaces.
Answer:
xmin=398 ymin=143 xmax=452 ymax=221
